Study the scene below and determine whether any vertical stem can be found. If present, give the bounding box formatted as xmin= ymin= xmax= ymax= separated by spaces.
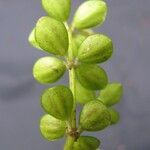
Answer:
xmin=64 ymin=136 xmax=75 ymax=150
xmin=64 ymin=24 xmax=77 ymax=150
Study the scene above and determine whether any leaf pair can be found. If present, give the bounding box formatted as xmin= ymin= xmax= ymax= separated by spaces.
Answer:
xmin=40 ymin=85 xmax=73 ymax=141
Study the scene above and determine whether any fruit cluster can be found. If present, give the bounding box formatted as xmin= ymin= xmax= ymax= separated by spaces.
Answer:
xmin=28 ymin=0 xmax=123 ymax=150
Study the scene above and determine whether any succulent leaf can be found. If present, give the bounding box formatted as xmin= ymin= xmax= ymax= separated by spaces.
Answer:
xmin=35 ymin=16 xmax=68 ymax=56
xmin=40 ymin=114 xmax=66 ymax=141
xmin=98 ymin=83 xmax=123 ymax=106
xmin=79 ymin=100 xmax=111 ymax=131
xmin=42 ymin=0 xmax=71 ymax=21
xmin=73 ymin=0 xmax=107 ymax=29
xmin=78 ymin=34 xmax=113 ymax=64
xmin=41 ymin=85 xmax=73 ymax=120
xmin=33 ymin=57 xmax=66 ymax=84
xmin=76 ymin=64 xmax=108 ymax=90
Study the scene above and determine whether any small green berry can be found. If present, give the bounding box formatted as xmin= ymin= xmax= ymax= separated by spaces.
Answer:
xmin=33 ymin=57 xmax=66 ymax=84
xmin=40 ymin=114 xmax=66 ymax=141
xmin=98 ymin=83 xmax=123 ymax=106
xmin=73 ymin=136 xmax=100 ymax=150
xmin=79 ymin=100 xmax=111 ymax=131
xmin=42 ymin=0 xmax=71 ymax=21
xmin=75 ymin=79 xmax=96 ymax=104
xmin=73 ymin=0 xmax=107 ymax=29
xmin=78 ymin=34 xmax=113 ymax=64
xmin=108 ymin=108 xmax=120 ymax=125
xmin=35 ymin=16 xmax=68 ymax=55
xmin=41 ymin=85 xmax=73 ymax=120
xmin=76 ymin=64 xmax=108 ymax=90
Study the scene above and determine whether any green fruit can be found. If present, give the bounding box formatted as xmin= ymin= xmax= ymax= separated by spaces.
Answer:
xmin=79 ymin=100 xmax=111 ymax=131
xmin=40 ymin=114 xmax=66 ymax=141
xmin=35 ymin=16 xmax=68 ymax=55
xmin=28 ymin=28 xmax=42 ymax=50
xmin=76 ymin=64 xmax=108 ymax=90
xmin=98 ymin=83 xmax=123 ymax=106
xmin=108 ymin=108 xmax=120 ymax=125
xmin=42 ymin=0 xmax=71 ymax=21
xmin=33 ymin=57 xmax=66 ymax=84
xmin=78 ymin=34 xmax=113 ymax=64
xmin=73 ymin=0 xmax=107 ymax=29
xmin=75 ymin=79 xmax=96 ymax=104
xmin=73 ymin=136 xmax=100 ymax=150
xmin=41 ymin=85 xmax=73 ymax=120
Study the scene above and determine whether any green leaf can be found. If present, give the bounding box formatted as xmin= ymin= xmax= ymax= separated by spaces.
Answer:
xmin=73 ymin=0 xmax=107 ymax=29
xmin=40 ymin=114 xmax=66 ymax=141
xmin=35 ymin=16 xmax=68 ymax=56
xmin=41 ymin=85 xmax=73 ymax=120
xmin=98 ymin=83 xmax=123 ymax=106
xmin=33 ymin=57 xmax=66 ymax=84
xmin=79 ymin=100 xmax=111 ymax=131
xmin=73 ymin=136 xmax=100 ymax=150
xmin=108 ymin=108 xmax=120 ymax=125
xmin=28 ymin=28 xmax=42 ymax=50
xmin=76 ymin=64 xmax=108 ymax=90
xmin=78 ymin=34 xmax=113 ymax=64
xmin=75 ymin=79 xmax=96 ymax=104
xmin=42 ymin=0 xmax=71 ymax=21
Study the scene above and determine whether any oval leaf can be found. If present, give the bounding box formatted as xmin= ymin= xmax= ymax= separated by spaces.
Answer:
xmin=40 ymin=114 xmax=66 ymax=141
xmin=76 ymin=64 xmax=108 ymax=90
xmin=98 ymin=83 xmax=123 ymax=106
xmin=79 ymin=100 xmax=111 ymax=131
xmin=41 ymin=85 xmax=73 ymax=120
xmin=73 ymin=0 xmax=107 ymax=29
xmin=33 ymin=57 xmax=66 ymax=84
xmin=42 ymin=0 xmax=71 ymax=21
xmin=35 ymin=16 xmax=68 ymax=55
xmin=75 ymin=79 xmax=96 ymax=104
xmin=78 ymin=34 xmax=113 ymax=64
xmin=73 ymin=136 xmax=100 ymax=150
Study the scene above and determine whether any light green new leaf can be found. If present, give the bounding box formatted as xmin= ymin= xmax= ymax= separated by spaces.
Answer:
xmin=78 ymin=34 xmax=113 ymax=64
xmin=41 ymin=85 xmax=73 ymax=120
xmin=35 ymin=16 xmax=68 ymax=56
xmin=40 ymin=114 xmax=66 ymax=141
xmin=42 ymin=0 xmax=71 ymax=21
xmin=98 ymin=83 xmax=123 ymax=106
xmin=76 ymin=64 xmax=108 ymax=90
xmin=73 ymin=136 xmax=100 ymax=150
xmin=79 ymin=100 xmax=111 ymax=131
xmin=33 ymin=57 xmax=66 ymax=84
xmin=73 ymin=0 xmax=107 ymax=29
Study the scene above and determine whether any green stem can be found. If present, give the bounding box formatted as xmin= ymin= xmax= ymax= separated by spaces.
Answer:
xmin=64 ymin=136 xmax=75 ymax=150
xmin=64 ymin=23 xmax=77 ymax=150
